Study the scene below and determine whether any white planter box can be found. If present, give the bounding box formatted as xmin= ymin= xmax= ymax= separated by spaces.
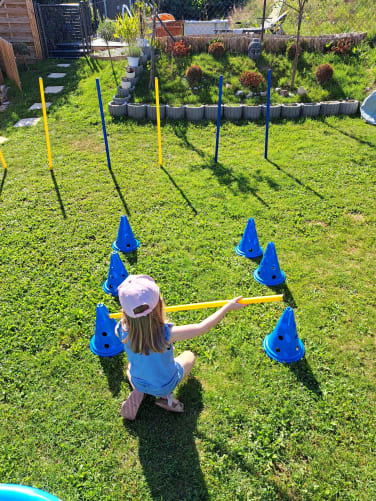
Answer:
xmin=121 ymin=79 xmax=132 ymax=89
xmin=127 ymin=56 xmax=139 ymax=67
xmin=243 ymin=105 xmax=262 ymax=120
xmin=302 ymin=102 xmax=321 ymax=117
xmin=184 ymin=105 xmax=205 ymax=121
xmin=320 ymin=101 xmax=340 ymax=116
xmin=281 ymin=103 xmax=302 ymax=119
xmin=223 ymin=104 xmax=243 ymax=121
xmin=127 ymin=103 xmax=146 ymax=120
xmin=146 ymin=104 xmax=166 ymax=121
xmin=184 ymin=19 xmax=229 ymax=36
xmin=339 ymin=100 xmax=359 ymax=115
xmin=166 ymin=105 xmax=185 ymax=120
xmin=205 ymin=104 xmax=223 ymax=121
xmin=262 ymin=104 xmax=281 ymax=119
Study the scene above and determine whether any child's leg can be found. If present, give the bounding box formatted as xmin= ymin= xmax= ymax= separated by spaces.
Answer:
xmin=175 ymin=350 xmax=196 ymax=379
xmin=126 ymin=363 xmax=136 ymax=390
xmin=121 ymin=363 xmax=144 ymax=420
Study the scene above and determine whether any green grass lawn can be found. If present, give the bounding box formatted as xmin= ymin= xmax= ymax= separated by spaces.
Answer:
xmin=0 ymin=58 xmax=376 ymax=500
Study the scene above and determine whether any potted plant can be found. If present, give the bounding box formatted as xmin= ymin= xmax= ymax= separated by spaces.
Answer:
xmin=97 ymin=19 xmax=118 ymax=87
xmin=125 ymin=66 xmax=135 ymax=79
xmin=108 ymin=101 xmax=127 ymax=117
xmin=127 ymin=45 xmax=142 ymax=67
xmin=121 ymin=77 xmax=132 ymax=89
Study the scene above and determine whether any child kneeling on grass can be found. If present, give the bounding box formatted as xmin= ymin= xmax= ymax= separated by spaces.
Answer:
xmin=115 ymin=274 xmax=247 ymax=420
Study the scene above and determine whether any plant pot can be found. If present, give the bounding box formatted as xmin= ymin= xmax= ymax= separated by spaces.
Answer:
xmin=127 ymin=56 xmax=140 ymax=67
xmin=127 ymin=103 xmax=146 ymax=120
xmin=302 ymin=102 xmax=321 ymax=117
xmin=108 ymin=101 xmax=127 ymax=117
xmin=223 ymin=104 xmax=243 ymax=121
xmin=166 ymin=104 xmax=185 ymax=120
xmin=121 ymin=78 xmax=131 ymax=89
xmin=146 ymin=104 xmax=166 ymax=121
xmin=281 ymin=103 xmax=302 ymax=119
xmin=184 ymin=105 xmax=205 ymax=121
xmin=205 ymin=104 xmax=223 ymax=121
xmin=243 ymin=104 xmax=262 ymax=120
xmin=125 ymin=70 xmax=135 ymax=79
xmin=339 ymin=99 xmax=359 ymax=115
xmin=117 ymin=86 xmax=129 ymax=97
xmin=262 ymin=104 xmax=281 ymax=119
xmin=113 ymin=95 xmax=129 ymax=105
xmin=320 ymin=101 xmax=340 ymax=116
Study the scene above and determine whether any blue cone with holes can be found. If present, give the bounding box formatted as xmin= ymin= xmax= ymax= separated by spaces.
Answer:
xmin=103 ymin=251 xmax=129 ymax=295
xmin=263 ymin=307 xmax=305 ymax=363
xmin=253 ymin=241 xmax=285 ymax=286
xmin=112 ymin=215 xmax=139 ymax=253
xmin=235 ymin=218 xmax=263 ymax=258
xmin=90 ymin=303 xmax=124 ymax=357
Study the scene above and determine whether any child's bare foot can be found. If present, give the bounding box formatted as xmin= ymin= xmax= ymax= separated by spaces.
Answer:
xmin=120 ymin=390 xmax=144 ymax=420
xmin=155 ymin=395 xmax=184 ymax=413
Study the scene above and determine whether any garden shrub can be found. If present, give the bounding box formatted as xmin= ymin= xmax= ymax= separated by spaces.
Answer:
xmin=315 ymin=63 xmax=334 ymax=84
xmin=169 ymin=40 xmax=191 ymax=57
xmin=208 ymin=41 xmax=225 ymax=58
xmin=186 ymin=65 xmax=203 ymax=86
xmin=329 ymin=39 xmax=353 ymax=55
xmin=240 ymin=71 xmax=264 ymax=89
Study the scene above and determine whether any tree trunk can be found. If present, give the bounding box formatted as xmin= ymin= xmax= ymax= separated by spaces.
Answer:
xmin=290 ymin=10 xmax=303 ymax=88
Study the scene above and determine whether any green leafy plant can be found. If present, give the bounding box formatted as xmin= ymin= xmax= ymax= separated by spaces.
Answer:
xmin=97 ymin=19 xmax=117 ymax=86
xmin=114 ymin=12 xmax=139 ymax=45
xmin=128 ymin=45 xmax=142 ymax=57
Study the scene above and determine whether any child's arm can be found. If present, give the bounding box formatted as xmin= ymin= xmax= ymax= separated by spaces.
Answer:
xmin=169 ymin=296 xmax=247 ymax=342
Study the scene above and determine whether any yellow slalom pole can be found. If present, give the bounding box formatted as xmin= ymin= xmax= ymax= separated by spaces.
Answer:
xmin=109 ymin=294 xmax=283 ymax=320
xmin=0 ymin=148 xmax=7 ymax=169
xmin=39 ymin=77 xmax=53 ymax=170
xmin=155 ymin=77 xmax=162 ymax=166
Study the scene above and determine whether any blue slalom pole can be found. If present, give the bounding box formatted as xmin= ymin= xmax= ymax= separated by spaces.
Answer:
xmin=96 ymin=78 xmax=112 ymax=171
xmin=214 ymin=74 xmax=223 ymax=163
xmin=264 ymin=69 xmax=272 ymax=160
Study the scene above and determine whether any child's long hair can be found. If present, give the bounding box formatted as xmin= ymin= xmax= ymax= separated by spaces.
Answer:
xmin=120 ymin=297 xmax=168 ymax=355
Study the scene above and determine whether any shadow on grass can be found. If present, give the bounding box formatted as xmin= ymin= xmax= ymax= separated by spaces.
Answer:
xmin=270 ymin=283 xmax=297 ymax=309
xmin=109 ymin=168 xmax=131 ymax=216
xmin=288 ymin=358 xmax=323 ymax=398
xmin=123 ymin=377 xmax=209 ymax=500
xmin=267 ymin=159 xmax=325 ymax=200
xmin=0 ymin=168 xmax=7 ymax=198
xmin=50 ymin=170 xmax=67 ymax=219
xmin=99 ymin=352 xmax=125 ymax=397
xmin=323 ymin=118 xmax=376 ymax=148
xmin=160 ymin=165 xmax=198 ymax=215
xmin=200 ymin=158 xmax=271 ymax=207
xmin=171 ymin=121 xmax=207 ymax=159
xmin=123 ymin=249 xmax=138 ymax=266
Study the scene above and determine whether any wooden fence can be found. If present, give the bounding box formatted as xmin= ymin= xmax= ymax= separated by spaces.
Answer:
xmin=0 ymin=0 xmax=42 ymax=60
xmin=156 ymin=31 xmax=368 ymax=54
xmin=0 ymin=36 xmax=21 ymax=90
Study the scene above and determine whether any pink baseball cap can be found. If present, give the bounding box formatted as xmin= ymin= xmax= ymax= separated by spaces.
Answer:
xmin=118 ymin=275 xmax=160 ymax=318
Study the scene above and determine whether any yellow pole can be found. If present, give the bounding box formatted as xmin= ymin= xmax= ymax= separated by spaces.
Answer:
xmin=0 ymin=148 xmax=7 ymax=169
xmin=39 ymin=77 xmax=53 ymax=170
xmin=109 ymin=294 xmax=283 ymax=319
xmin=155 ymin=77 xmax=162 ymax=166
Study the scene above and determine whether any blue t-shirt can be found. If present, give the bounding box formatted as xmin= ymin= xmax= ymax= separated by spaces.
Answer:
xmin=115 ymin=322 xmax=184 ymax=397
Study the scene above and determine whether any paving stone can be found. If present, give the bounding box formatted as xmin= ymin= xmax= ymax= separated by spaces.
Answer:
xmin=14 ymin=118 xmax=41 ymax=127
xmin=44 ymin=86 xmax=64 ymax=94
xmin=29 ymin=102 xmax=52 ymax=110
xmin=57 ymin=63 xmax=71 ymax=67
xmin=0 ymin=136 xmax=8 ymax=144
xmin=48 ymin=73 xmax=66 ymax=78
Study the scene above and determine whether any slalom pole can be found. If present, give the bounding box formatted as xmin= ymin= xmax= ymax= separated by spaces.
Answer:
xmin=214 ymin=74 xmax=223 ymax=163
xmin=264 ymin=69 xmax=272 ymax=160
xmin=109 ymin=294 xmax=283 ymax=319
xmin=155 ymin=77 xmax=162 ymax=166
xmin=39 ymin=77 xmax=53 ymax=170
xmin=0 ymin=148 xmax=7 ymax=169
xmin=96 ymin=78 xmax=112 ymax=171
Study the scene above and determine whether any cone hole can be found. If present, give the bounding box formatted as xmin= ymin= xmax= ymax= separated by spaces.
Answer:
xmin=249 ymin=248 xmax=253 ymax=252
xmin=275 ymin=347 xmax=280 ymax=352
xmin=102 ymin=332 xmax=108 ymax=337
xmin=296 ymin=346 xmax=299 ymax=351
xmin=104 ymin=344 xmax=110 ymax=349
xmin=272 ymin=275 xmax=276 ymax=279
xmin=109 ymin=284 xmax=113 ymax=288
xmin=278 ymin=335 xmax=283 ymax=340
xmin=126 ymin=244 xmax=131 ymax=247
xmin=271 ymin=266 xmax=275 ymax=270
xmin=122 ymin=274 xmax=126 ymax=277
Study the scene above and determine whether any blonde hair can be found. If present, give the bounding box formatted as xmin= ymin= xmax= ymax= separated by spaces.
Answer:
xmin=120 ymin=297 xmax=168 ymax=355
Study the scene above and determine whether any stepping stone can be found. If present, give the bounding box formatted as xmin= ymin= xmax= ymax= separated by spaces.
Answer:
xmin=48 ymin=73 xmax=66 ymax=79
xmin=44 ymin=86 xmax=64 ymax=94
xmin=0 ymin=136 xmax=8 ymax=144
xmin=29 ymin=102 xmax=51 ymax=110
xmin=14 ymin=118 xmax=41 ymax=127
xmin=57 ymin=63 xmax=71 ymax=68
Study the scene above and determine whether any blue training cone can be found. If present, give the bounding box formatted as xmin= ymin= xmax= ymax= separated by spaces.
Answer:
xmin=253 ymin=241 xmax=285 ymax=286
xmin=103 ymin=251 xmax=129 ymax=295
xmin=90 ymin=303 xmax=124 ymax=357
xmin=112 ymin=215 xmax=139 ymax=253
xmin=235 ymin=218 xmax=263 ymax=258
xmin=263 ymin=307 xmax=305 ymax=363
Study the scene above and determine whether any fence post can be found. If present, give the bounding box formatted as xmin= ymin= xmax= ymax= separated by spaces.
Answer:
xmin=214 ymin=74 xmax=223 ymax=164
xmin=264 ymin=69 xmax=272 ymax=160
xmin=96 ymin=78 xmax=112 ymax=171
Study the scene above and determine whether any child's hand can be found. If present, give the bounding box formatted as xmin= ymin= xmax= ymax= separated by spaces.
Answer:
xmin=226 ymin=296 xmax=247 ymax=311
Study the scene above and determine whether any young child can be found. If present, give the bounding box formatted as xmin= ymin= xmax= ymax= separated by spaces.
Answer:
xmin=115 ymin=274 xmax=247 ymax=420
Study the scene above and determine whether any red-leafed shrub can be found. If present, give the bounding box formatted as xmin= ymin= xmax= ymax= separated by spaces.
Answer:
xmin=186 ymin=65 xmax=203 ymax=86
xmin=169 ymin=40 xmax=190 ymax=57
xmin=330 ymin=39 xmax=352 ymax=55
xmin=315 ymin=63 xmax=334 ymax=84
xmin=208 ymin=41 xmax=225 ymax=58
xmin=240 ymin=71 xmax=264 ymax=89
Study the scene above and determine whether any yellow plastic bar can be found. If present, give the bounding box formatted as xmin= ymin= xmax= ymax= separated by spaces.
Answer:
xmin=39 ymin=77 xmax=53 ymax=170
xmin=155 ymin=77 xmax=162 ymax=166
xmin=109 ymin=294 xmax=283 ymax=319
xmin=0 ymin=148 xmax=7 ymax=169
